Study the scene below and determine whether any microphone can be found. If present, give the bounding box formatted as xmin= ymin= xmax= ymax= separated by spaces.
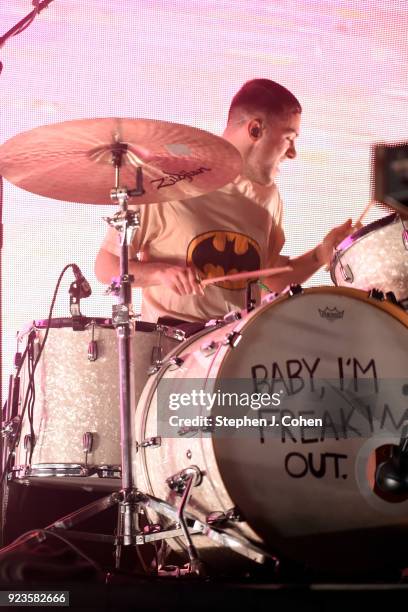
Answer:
xmin=375 ymin=422 xmax=408 ymax=495
xmin=71 ymin=264 xmax=92 ymax=298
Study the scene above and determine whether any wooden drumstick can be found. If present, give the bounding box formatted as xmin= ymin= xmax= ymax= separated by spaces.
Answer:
xmin=199 ymin=265 xmax=292 ymax=287
xmin=355 ymin=200 xmax=375 ymax=227
xmin=324 ymin=202 xmax=375 ymax=272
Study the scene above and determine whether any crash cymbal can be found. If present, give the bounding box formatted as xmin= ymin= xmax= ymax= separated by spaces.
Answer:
xmin=0 ymin=118 xmax=242 ymax=204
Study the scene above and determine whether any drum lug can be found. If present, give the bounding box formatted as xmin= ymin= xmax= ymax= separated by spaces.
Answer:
xmin=341 ymin=262 xmax=354 ymax=283
xmin=288 ymin=284 xmax=303 ymax=296
xmin=149 ymin=345 xmax=164 ymax=373
xmin=169 ymin=356 xmax=184 ymax=367
xmin=163 ymin=326 xmax=186 ymax=342
xmin=200 ymin=340 xmax=219 ymax=356
xmin=385 ymin=291 xmax=398 ymax=305
xmin=369 ymin=288 xmax=385 ymax=301
xmin=223 ymin=310 xmax=242 ymax=324
xmin=139 ymin=436 xmax=161 ymax=449
xmin=82 ymin=432 xmax=94 ymax=453
xmin=166 ymin=465 xmax=203 ymax=495
xmin=223 ymin=331 xmax=242 ymax=348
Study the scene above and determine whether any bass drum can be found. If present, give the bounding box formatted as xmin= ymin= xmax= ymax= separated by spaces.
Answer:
xmin=135 ymin=287 xmax=408 ymax=575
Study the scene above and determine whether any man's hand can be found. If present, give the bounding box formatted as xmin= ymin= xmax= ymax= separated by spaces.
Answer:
xmin=156 ymin=265 xmax=204 ymax=296
xmin=315 ymin=218 xmax=354 ymax=267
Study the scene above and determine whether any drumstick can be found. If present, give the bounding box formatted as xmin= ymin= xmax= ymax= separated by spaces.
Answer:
xmin=200 ymin=265 xmax=292 ymax=287
xmin=355 ymin=200 xmax=375 ymax=227
xmin=324 ymin=202 xmax=375 ymax=272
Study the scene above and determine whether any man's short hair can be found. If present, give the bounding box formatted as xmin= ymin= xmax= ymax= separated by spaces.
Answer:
xmin=227 ymin=78 xmax=302 ymax=123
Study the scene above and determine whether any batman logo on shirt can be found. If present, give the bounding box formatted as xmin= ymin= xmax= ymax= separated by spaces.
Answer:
xmin=187 ymin=231 xmax=261 ymax=290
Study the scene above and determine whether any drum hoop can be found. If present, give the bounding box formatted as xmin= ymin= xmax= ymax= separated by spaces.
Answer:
xmin=33 ymin=316 xmax=113 ymax=329
xmin=337 ymin=213 xmax=398 ymax=251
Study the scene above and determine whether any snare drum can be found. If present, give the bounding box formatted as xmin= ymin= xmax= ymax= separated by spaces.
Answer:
xmin=331 ymin=213 xmax=408 ymax=302
xmin=12 ymin=317 xmax=180 ymax=482
xmin=134 ymin=287 xmax=408 ymax=573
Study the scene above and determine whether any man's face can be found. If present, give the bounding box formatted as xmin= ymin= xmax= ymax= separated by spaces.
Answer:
xmin=246 ymin=112 xmax=301 ymax=186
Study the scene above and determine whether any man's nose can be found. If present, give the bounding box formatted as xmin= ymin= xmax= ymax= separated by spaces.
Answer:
xmin=286 ymin=143 xmax=297 ymax=159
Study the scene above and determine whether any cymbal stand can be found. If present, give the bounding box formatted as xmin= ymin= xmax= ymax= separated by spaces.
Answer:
xmin=105 ymin=144 xmax=143 ymax=566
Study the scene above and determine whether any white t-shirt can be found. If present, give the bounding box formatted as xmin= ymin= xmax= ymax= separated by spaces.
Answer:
xmin=102 ymin=175 xmax=287 ymax=322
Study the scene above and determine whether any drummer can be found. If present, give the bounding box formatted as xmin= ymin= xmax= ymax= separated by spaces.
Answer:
xmin=95 ymin=78 xmax=352 ymax=323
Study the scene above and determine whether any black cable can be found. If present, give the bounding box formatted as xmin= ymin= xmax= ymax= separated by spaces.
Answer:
xmin=0 ymin=528 xmax=102 ymax=574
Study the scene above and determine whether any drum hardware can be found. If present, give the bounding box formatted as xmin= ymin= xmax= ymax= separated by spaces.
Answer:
xmin=139 ymin=494 xmax=271 ymax=567
xmin=41 ymin=490 xmax=270 ymax=568
xmin=385 ymin=291 xmax=398 ymax=305
xmin=97 ymin=465 xmax=121 ymax=479
xmin=223 ymin=310 xmax=242 ymax=323
xmin=149 ymin=344 xmax=164 ymax=374
xmin=136 ymin=437 xmax=162 ymax=450
xmin=246 ymin=280 xmax=257 ymax=313
xmin=206 ymin=507 xmax=242 ymax=526
xmin=223 ymin=331 xmax=242 ymax=348
xmin=23 ymin=434 xmax=34 ymax=466
xmin=164 ymin=328 xmax=187 ymax=342
xmin=11 ymin=463 xmax=92 ymax=479
xmin=333 ymin=251 xmax=354 ymax=283
xmin=368 ymin=288 xmax=385 ymax=301
xmin=1 ymin=415 xmax=21 ymax=441
xmin=104 ymin=277 xmax=120 ymax=297
xmin=288 ymin=283 xmax=303 ymax=296
xmin=87 ymin=323 xmax=98 ymax=361
xmin=82 ymin=432 xmax=94 ymax=468
xmin=166 ymin=466 xmax=203 ymax=495
xmin=148 ymin=325 xmax=175 ymax=374
xmin=168 ymin=356 xmax=185 ymax=368
xmin=200 ymin=340 xmax=219 ymax=356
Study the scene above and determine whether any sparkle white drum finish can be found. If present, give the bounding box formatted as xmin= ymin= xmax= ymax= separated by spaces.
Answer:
xmin=135 ymin=288 xmax=408 ymax=572
xmin=15 ymin=320 xmax=179 ymax=477
xmin=331 ymin=214 xmax=408 ymax=301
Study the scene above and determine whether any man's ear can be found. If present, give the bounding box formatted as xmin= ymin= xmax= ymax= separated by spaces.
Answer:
xmin=248 ymin=119 xmax=262 ymax=140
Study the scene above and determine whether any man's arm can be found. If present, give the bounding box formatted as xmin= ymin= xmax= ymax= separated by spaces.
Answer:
xmin=94 ymin=247 xmax=203 ymax=296
xmin=264 ymin=218 xmax=353 ymax=292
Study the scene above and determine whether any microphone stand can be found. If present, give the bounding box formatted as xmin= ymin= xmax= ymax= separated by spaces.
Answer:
xmin=0 ymin=1 xmax=55 ymax=73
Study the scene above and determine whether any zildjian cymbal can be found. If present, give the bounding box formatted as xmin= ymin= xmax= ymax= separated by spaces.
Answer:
xmin=0 ymin=117 xmax=242 ymax=204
